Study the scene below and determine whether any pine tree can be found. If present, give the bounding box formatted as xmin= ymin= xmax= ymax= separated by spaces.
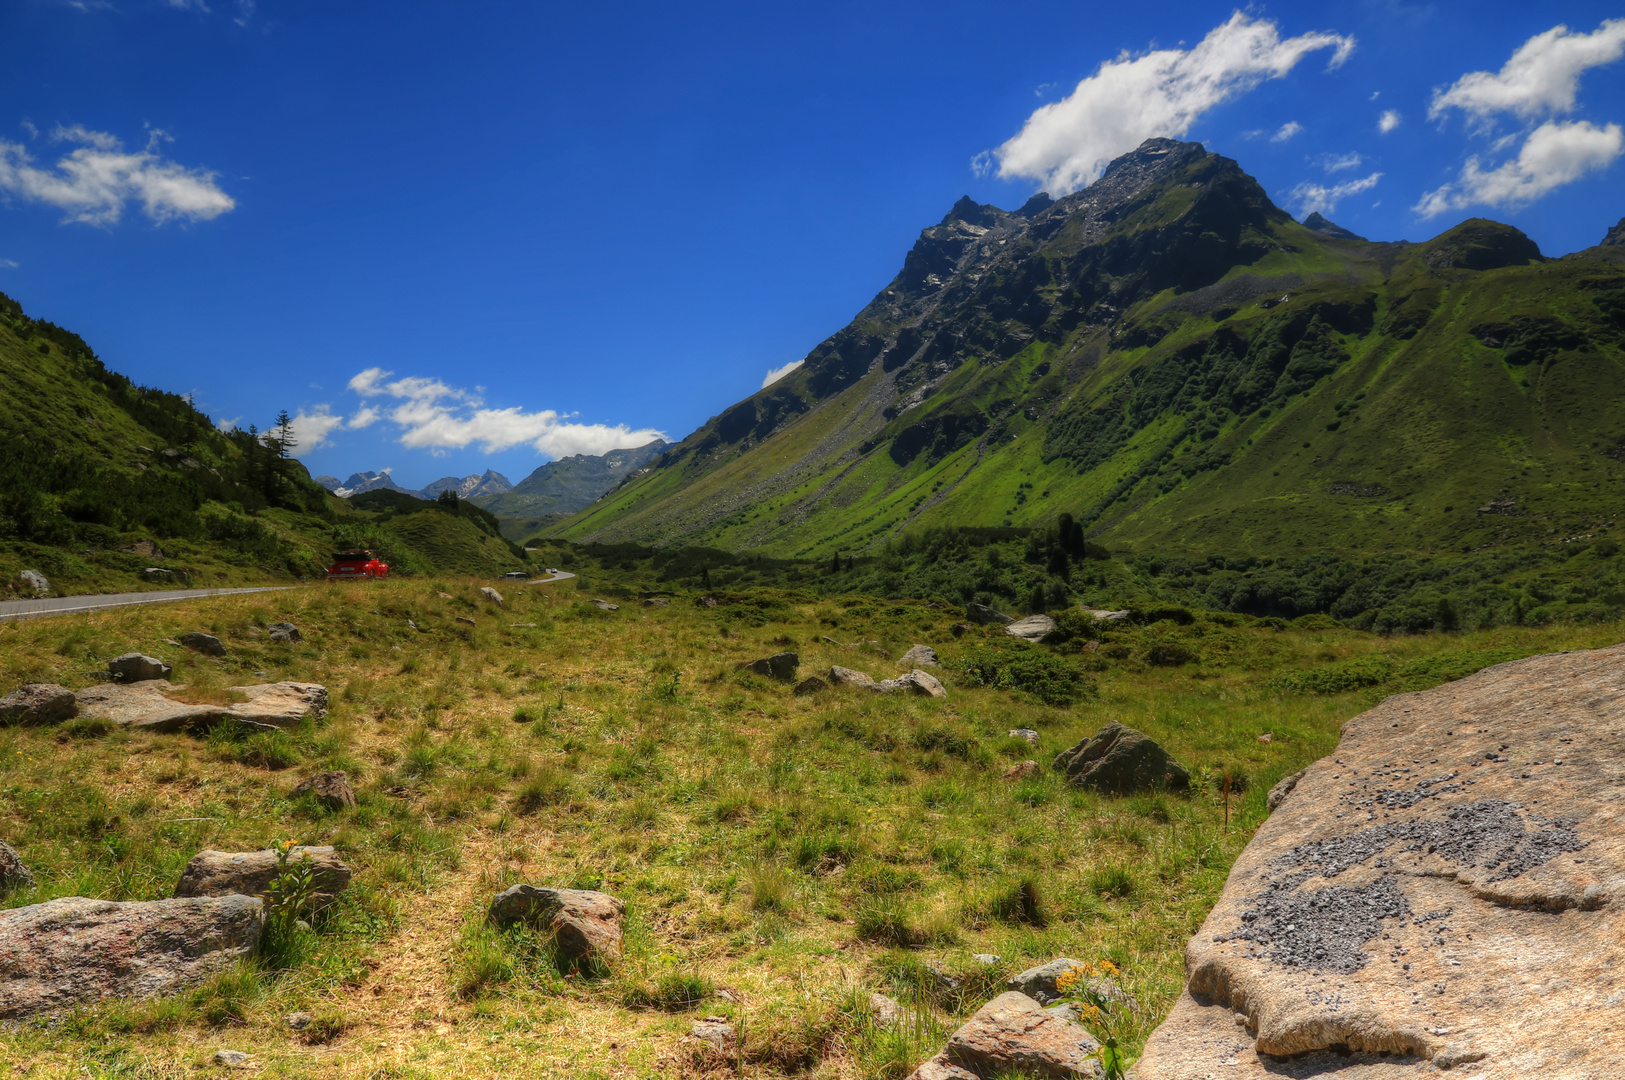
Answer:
xmin=831 ymin=551 xmax=841 ymax=574
xmin=701 ymin=567 xmax=712 ymax=588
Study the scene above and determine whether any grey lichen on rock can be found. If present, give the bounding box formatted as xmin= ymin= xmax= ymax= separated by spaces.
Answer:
xmin=175 ymin=846 xmax=352 ymax=902
xmin=0 ymin=683 xmax=78 ymax=725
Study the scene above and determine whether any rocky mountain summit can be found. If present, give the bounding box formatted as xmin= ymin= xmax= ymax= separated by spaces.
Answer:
xmin=1134 ymin=642 xmax=1625 ymax=1078
xmin=419 ymin=469 xmax=513 ymax=500
xmin=473 ymin=439 xmax=667 ymax=518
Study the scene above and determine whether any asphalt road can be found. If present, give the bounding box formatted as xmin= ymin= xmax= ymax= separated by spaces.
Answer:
xmin=0 ymin=586 xmax=299 ymax=622
xmin=528 ymin=570 xmax=575 ymax=584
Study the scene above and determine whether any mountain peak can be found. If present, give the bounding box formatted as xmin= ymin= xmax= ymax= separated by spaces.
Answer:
xmin=1603 ymin=216 xmax=1625 ymax=247
xmin=1303 ymin=212 xmax=1366 ymax=242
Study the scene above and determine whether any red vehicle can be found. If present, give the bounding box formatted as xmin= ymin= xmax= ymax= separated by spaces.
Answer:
xmin=326 ymin=549 xmax=389 ymax=580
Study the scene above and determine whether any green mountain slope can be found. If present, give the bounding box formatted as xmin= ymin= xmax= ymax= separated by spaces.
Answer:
xmin=555 ymin=140 xmax=1625 ymax=559
xmin=473 ymin=440 xmax=668 ymax=519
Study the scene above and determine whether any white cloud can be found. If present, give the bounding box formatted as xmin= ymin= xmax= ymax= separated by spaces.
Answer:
xmin=1415 ymin=119 xmax=1623 ymax=217
xmin=345 ymin=367 xmax=664 ymax=458
xmin=1271 ymin=121 xmax=1304 ymax=143
xmin=347 ymin=406 xmax=381 ymax=429
xmin=1370 ymin=90 xmax=1381 ymax=101
xmin=0 ymin=258 xmax=16 ymax=269
xmin=1319 ymin=151 xmax=1363 ymax=172
xmin=1290 ymin=172 xmax=1382 ymax=216
xmin=762 ymin=359 xmax=803 ymax=388
xmin=286 ymin=408 xmax=345 ymax=454
xmin=1429 ymin=19 xmax=1625 ymax=126
xmin=165 ymin=0 xmax=211 ymax=11
xmin=0 ymin=125 xmax=234 ymax=226
xmin=1379 ymin=109 xmax=1403 ymax=133
xmin=988 ymin=13 xmax=1354 ymax=195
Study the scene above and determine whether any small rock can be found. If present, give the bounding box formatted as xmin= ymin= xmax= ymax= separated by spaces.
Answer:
xmin=1009 ymin=728 xmax=1039 ymax=746
xmin=1052 ymin=721 xmax=1191 ymax=795
xmin=966 ymin=603 xmax=1013 ymax=626
xmin=950 ymin=622 xmax=973 ymax=637
xmin=293 ymin=771 xmax=356 ymax=811
xmin=908 ymin=991 xmax=1099 ymax=1080
xmin=480 ymin=586 xmax=505 ymax=605
xmin=690 ymin=1017 xmax=735 ymax=1052
xmin=108 ymin=653 xmax=171 ymax=682
xmin=793 ymin=676 xmax=829 ymax=696
xmin=926 ymin=960 xmax=962 ymax=992
xmin=141 ymin=567 xmax=174 ymax=582
xmin=1266 ymin=767 xmax=1307 ymax=812
xmin=1004 ymin=614 xmax=1057 ymax=643
xmin=213 ymin=1050 xmax=251 ymax=1068
xmin=268 ymin=622 xmax=302 ymax=643
xmin=642 ymin=597 xmax=670 ymax=607
xmin=17 ymin=569 xmax=49 ymax=596
xmin=1083 ymin=608 xmax=1132 ymax=621
xmin=738 ymin=652 xmax=798 ymax=682
xmin=437 ymin=592 xmax=454 ymax=600
xmin=897 ymin=669 xmax=947 ymax=698
xmin=285 ymin=1012 xmax=312 ymax=1031
xmin=592 ymin=599 xmax=620 ymax=611
xmin=489 ymin=885 xmax=625 ymax=965
xmin=900 ymin=644 xmax=940 ymax=667
xmin=972 ymin=953 xmax=1001 ymax=965
xmin=0 ymin=683 xmax=78 ymax=725
xmin=1256 ymin=732 xmax=1273 ymax=744
xmin=1003 ymin=760 xmax=1040 ymax=782
xmin=456 ymin=616 xmax=476 ymax=626
xmin=829 ymin=665 xmax=876 ymax=688
xmin=176 ymin=846 xmax=352 ymax=902
xmin=820 ymin=635 xmax=843 ymax=645
xmin=696 ymin=595 xmax=718 ymax=608
xmin=869 ymin=992 xmax=907 ymax=1028
xmin=180 ymin=632 xmax=227 ymax=657
xmin=1008 ymin=958 xmax=1134 ymax=1011
xmin=0 ymin=841 xmax=34 ymax=892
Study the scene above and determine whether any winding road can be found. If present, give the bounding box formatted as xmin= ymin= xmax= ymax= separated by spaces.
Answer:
xmin=0 ymin=586 xmax=300 ymax=622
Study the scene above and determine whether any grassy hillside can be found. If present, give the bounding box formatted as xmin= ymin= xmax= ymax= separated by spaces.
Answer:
xmin=1 ymin=574 xmax=1620 ymax=1077
xmin=550 ymin=143 xmax=1625 ymax=564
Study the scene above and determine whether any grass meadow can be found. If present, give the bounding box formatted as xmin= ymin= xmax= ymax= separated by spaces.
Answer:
xmin=1 ymin=575 xmax=1620 ymax=1078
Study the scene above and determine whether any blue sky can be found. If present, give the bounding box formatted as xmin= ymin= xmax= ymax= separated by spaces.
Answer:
xmin=2 ymin=1 xmax=1623 ymax=489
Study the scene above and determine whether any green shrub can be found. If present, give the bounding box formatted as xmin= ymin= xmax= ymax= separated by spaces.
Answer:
xmin=957 ymin=644 xmax=1092 ymax=706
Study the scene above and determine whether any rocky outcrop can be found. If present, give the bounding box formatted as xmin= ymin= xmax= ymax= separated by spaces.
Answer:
xmin=267 ymin=622 xmax=303 ymax=643
xmin=1003 ymin=760 xmax=1040 ymax=782
xmin=738 ymin=652 xmax=799 ymax=681
xmin=1134 ymin=643 xmax=1625 ymax=1079
xmin=489 ymin=885 xmax=624 ymax=966
xmin=1052 ymin=722 xmax=1190 ymax=794
xmin=480 ymin=586 xmax=504 ymax=605
xmin=830 ymin=665 xmax=877 ymax=688
xmin=0 ymin=841 xmax=33 ymax=892
xmin=966 ymin=604 xmax=1013 ymax=626
xmin=901 ymin=644 xmax=941 ymax=667
xmin=175 ymin=846 xmax=351 ymax=901
xmin=1004 ymin=615 xmax=1056 ymax=643
xmin=0 ymin=683 xmax=78 ymax=725
xmin=74 ymin=681 xmax=327 ymax=732
xmin=293 ymin=770 xmax=356 ymax=811
xmin=0 ymin=895 xmax=264 ymax=1018
xmin=883 ymin=669 xmax=947 ymax=698
xmin=1007 ymin=959 xmax=1132 ymax=1013
xmin=108 ymin=653 xmax=171 ymax=682
xmin=17 ymin=569 xmax=49 ymax=595
xmin=906 ymin=991 xmax=1101 ymax=1078
xmin=793 ymin=676 xmax=829 ymax=696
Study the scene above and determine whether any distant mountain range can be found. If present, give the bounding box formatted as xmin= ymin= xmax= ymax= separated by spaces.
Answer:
xmin=548 ymin=138 xmax=1625 ymax=559
xmin=314 ymin=441 xmax=668 ymax=521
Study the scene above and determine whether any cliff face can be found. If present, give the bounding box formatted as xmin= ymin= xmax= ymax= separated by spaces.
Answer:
xmin=1135 ymin=642 xmax=1625 ymax=1078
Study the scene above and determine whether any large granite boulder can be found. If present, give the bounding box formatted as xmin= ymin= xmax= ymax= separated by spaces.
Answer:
xmin=175 ymin=846 xmax=351 ymax=901
xmin=0 ymin=895 xmax=264 ymax=1018
xmin=1134 ymin=642 xmax=1625 ymax=1079
xmin=225 ymin=682 xmax=328 ymax=726
xmin=966 ymin=603 xmax=1013 ymax=626
xmin=179 ymin=632 xmax=226 ymax=657
xmin=489 ymin=885 xmax=624 ymax=965
xmin=108 ymin=653 xmax=171 ymax=682
xmin=17 ymin=569 xmax=49 ymax=595
xmin=906 ymin=991 xmax=1101 ymax=1078
xmin=0 ymin=841 xmax=33 ymax=892
xmin=738 ymin=652 xmax=798 ymax=682
xmin=74 ymin=681 xmax=328 ymax=732
xmin=829 ymin=665 xmax=877 ymax=688
xmin=1004 ymin=614 xmax=1057 ymax=643
xmin=882 ymin=669 xmax=947 ymax=698
xmin=901 ymin=644 xmax=941 ymax=667
xmin=1051 ymin=722 xmax=1189 ymax=794
xmin=0 ymin=683 xmax=78 ymax=725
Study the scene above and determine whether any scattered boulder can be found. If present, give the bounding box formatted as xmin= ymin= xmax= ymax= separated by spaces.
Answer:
xmin=966 ymin=603 xmax=1013 ymax=626
xmin=696 ymin=595 xmax=718 ymax=608
xmin=793 ymin=676 xmax=829 ymax=696
xmin=829 ymin=665 xmax=876 ymax=688
xmin=0 ymin=895 xmax=264 ymax=1018
xmin=1009 ymin=728 xmax=1039 ymax=747
xmin=972 ymin=953 xmax=1000 ymax=966
xmin=868 ymin=991 xmax=909 ymax=1028
xmin=1008 ymin=958 xmax=1133 ymax=1012
xmin=0 ymin=841 xmax=34 ymax=892
xmin=121 ymin=539 xmax=162 ymax=559
xmin=108 ymin=653 xmax=171 ymax=682
xmin=175 ymin=846 xmax=351 ymax=902
xmin=1004 ymin=614 xmax=1057 ymax=643
xmin=1265 ymin=768 xmax=1306 ymax=812
xmin=1256 ymin=732 xmax=1273 ymax=745
xmin=480 ymin=586 xmax=504 ymax=604
xmin=17 ymin=569 xmax=49 ymax=595
xmin=592 ymin=599 xmax=620 ymax=611
xmin=294 ymin=770 xmax=356 ymax=811
xmin=689 ymin=1016 xmax=735 ymax=1052
xmin=225 ymin=682 xmax=328 ymax=726
xmin=907 ymin=991 xmax=1100 ymax=1079
xmin=900 ymin=644 xmax=941 ymax=667
xmin=213 ymin=1050 xmax=251 ymax=1069
xmin=1082 ymin=608 xmax=1131 ymax=621
xmin=738 ymin=652 xmax=798 ymax=682
xmin=0 ymin=683 xmax=78 ymax=725
xmin=1003 ymin=760 xmax=1040 ymax=782
xmin=489 ymin=885 xmax=625 ymax=965
xmin=1052 ymin=722 xmax=1190 ymax=795
xmin=285 ymin=1012 xmax=313 ymax=1031
xmin=1134 ymin=642 xmax=1625 ymax=1078
xmin=141 ymin=567 xmax=173 ymax=582
xmin=642 ymin=597 xmax=670 ymax=607
xmin=180 ymin=632 xmax=226 ymax=657
xmin=881 ymin=669 xmax=947 ymax=698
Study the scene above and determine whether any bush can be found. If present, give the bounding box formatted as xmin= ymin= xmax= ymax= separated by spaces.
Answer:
xmin=988 ymin=877 xmax=1046 ymax=926
xmin=957 ymin=644 xmax=1092 ymax=706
